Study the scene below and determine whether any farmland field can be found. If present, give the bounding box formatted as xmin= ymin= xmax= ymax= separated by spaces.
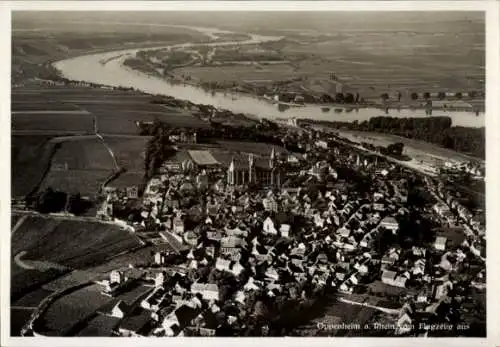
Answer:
xmin=11 ymin=215 xmax=143 ymax=300
xmin=75 ymin=315 xmax=121 ymax=336
xmin=12 ymin=288 xmax=54 ymax=308
xmin=12 ymin=15 xmax=211 ymax=84
xmin=36 ymin=283 xmax=113 ymax=336
xmin=39 ymin=169 xmax=111 ymax=196
xmin=17 ymin=218 xmax=142 ymax=268
xmin=42 ymin=270 xmax=101 ymax=292
xmin=38 ymin=135 xmax=151 ymax=194
xmin=11 ymin=135 xmax=58 ymax=198
xmin=49 ymin=137 xmax=116 ymax=171
xmin=11 ymin=308 xmax=36 ymax=336
xmin=102 ymin=136 xmax=149 ymax=171
xmin=12 ymin=112 xmax=94 ymax=134
xmin=12 ymin=102 xmax=83 ymax=112
xmin=13 ymin=86 xmax=210 ymax=135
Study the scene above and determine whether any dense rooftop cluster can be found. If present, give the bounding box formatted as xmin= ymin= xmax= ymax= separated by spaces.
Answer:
xmin=83 ymin=125 xmax=486 ymax=337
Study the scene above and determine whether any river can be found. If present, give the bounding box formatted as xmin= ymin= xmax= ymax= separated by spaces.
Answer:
xmin=53 ymin=25 xmax=485 ymax=128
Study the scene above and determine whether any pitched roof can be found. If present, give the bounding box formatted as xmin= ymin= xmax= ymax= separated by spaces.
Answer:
xmin=187 ymin=150 xmax=219 ymax=166
xmin=119 ymin=308 xmax=151 ymax=333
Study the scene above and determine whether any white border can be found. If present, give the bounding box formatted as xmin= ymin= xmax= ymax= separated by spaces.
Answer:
xmin=1 ymin=2 xmax=499 ymax=347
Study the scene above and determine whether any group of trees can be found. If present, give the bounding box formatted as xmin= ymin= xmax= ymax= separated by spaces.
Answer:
xmin=379 ymin=142 xmax=405 ymax=157
xmin=326 ymin=116 xmax=484 ymax=159
xmin=144 ymin=124 xmax=177 ymax=179
xmin=332 ymin=92 xmax=361 ymax=104
xmin=27 ymin=188 xmax=91 ymax=215
xmin=380 ymin=90 xmax=482 ymax=102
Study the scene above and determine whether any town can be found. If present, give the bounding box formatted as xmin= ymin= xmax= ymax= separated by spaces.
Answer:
xmin=18 ymin=113 xmax=486 ymax=337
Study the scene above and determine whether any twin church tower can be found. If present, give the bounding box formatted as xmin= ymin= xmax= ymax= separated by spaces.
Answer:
xmin=227 ymin=148 xmax=284 ymax=187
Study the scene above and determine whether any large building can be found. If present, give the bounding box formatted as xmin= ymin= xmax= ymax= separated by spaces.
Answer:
xmin=227 ymin=148 xmax=285 ymax=187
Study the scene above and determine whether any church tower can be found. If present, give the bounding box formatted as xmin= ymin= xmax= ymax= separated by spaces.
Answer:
xmin=269 ymin=147 xmax=282 ymax=187
xmin=269 ymin=147 xmax=276 ymax=169
xmin=248 ymin=153 xmax=256 ymax=184
xmin=227 ymin=157 xmax=235 ymax=185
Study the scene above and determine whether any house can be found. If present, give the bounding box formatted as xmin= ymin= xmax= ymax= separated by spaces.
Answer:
xmin=381 ymin=248 xmax=399 ymax=269
xmin=381 ymin=270 xmax=398 ymax=285
xmin=280 ymin=224 xmax=291 ymax=238
xmin=125 ymin=186 xmax=139 ymax=199
xmin=434 ymin=236 xmax=447 ymax=251
xmin=315 ymin=140 xmax=328 ymax=149
xmin=263 ymin=196 xmax=279 ymax=212
xmin=412 ymin=246 xmax=426 ymax=257
xmin=244 ymin=277 xmax=261 ymax=291
xmin=381 ymin=270 xmax=407 ymax=288
xmin=206 ymin=201 xmax=220 ymax=216
xmin=380 ymin=216 xmax=399 ymax=233
xmin=395 ymin=312 xmax=413 ymax=335
xmin=416 ymin=286 xmax=433 ymax=303
xmin=172 ymin=216 xmax=185 ymax=234
xmin=354 ymin=262 xmax=369 ymax=275
xmin=154 ymin=272 xmax=165 ymax=288
xmin=231 ymin=262 xmax=245 ymax=277
xmin=206 ymin=231 xmax=222 ymax=242
xmin=141 ymin=288 xmax=167 ymax=311
xmin=263 ymin=217 xmax=278 ymax=235
xmin=265 ymin=267 xmax=279 ymax=281
xmin=360 ymin=232 xmax=375 ymax=248
xmin=350 ymin=274 xmax=359 ymax=285
xmin=118 ymin=309 xmax=152 ymax=337
xmin=191 ymin=283 xmax=219 ymax=301
xmin=339 ymin=282 xmax=353 ymax=295
xmin=221 ymin=235 xmax=247 ymax=248
xmin=338 ymin=226 xmax=350 ymax=238
xmin=215 ymin=258 xmax=231 ymax=272
xmin=435 ymin=281 xmax=453 ymax=300
xmin=154 ymin=252 xmax=166 ymax=265
xmin=98 ymin=300 xmax=128 ymax=319
xmin=412 ymin=259 xmax=426 ymax=276
xmin=433 ymin=203 xmax=450 ymax=216
xmin=110 ymin=270 xmax=124 ymax=284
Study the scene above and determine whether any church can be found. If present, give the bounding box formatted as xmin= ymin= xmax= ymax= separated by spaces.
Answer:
xmin=227 ymin=148 xmax=285 ymax=187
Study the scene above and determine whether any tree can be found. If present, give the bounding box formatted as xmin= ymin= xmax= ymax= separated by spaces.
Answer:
xmin=455 ymin=92 xmax=463 ymax=99
xmin=67 ymin=193 xmax=91 ymax=215
xmin=468 ymin=90 xmax=477 ymax=98
xmin=335 ymin=93 xmax=345 ymax=104
xmin=410 ymin=92 xmax=419 ymax=100
xmin=423 ymin=92 xmax=431 ymax=100
xmin=438 ymin=92 xmax=446 ymax=100
xmin=33 ymin=187 xmax=67 ymax=214
xmin=387 ymin=142 xmax=404 ymax=156
xmin=380 ymin=93 xmax=389 ymax=102
xmin=344 ymin=93 xmax=355 ymax=104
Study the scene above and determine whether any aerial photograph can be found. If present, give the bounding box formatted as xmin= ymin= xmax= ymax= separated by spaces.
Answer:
xmin=10 ymin=10 xmax=486 ymax=338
